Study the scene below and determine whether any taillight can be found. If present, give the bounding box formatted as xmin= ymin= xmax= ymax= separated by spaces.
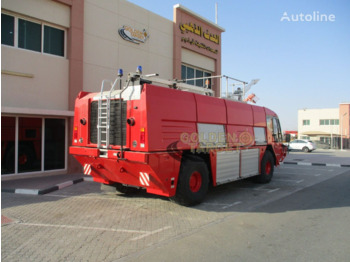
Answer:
xmin=140 ymin=127 xmax=145 ymax=148
xmin=73 ymin=126 xmax=78 ymax=143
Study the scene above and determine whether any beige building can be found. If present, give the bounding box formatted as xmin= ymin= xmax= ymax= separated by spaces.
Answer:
xmin=1 ymin=0 xmax=224 ymax=178
xmin=298 ymin=103 xmax=350 ymax=148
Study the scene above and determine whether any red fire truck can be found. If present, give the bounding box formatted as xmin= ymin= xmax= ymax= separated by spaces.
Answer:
xmin=70 ymin=68 xmax=288 ymax=206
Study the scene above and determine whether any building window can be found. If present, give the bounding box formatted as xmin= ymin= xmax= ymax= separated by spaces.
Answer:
xmin=303 ymin=120 xmax=310 ymax=126
xmin=320 ymin=137 xmax=330 ymax=144
xmin=181 ymin=65 xmax=186 ymax=81
xmin=18 ymin=19 xmax=42 ymax=52
xmin=181 ymin=64 xmax=212 ymax=89
xmin=18 ymin=117 xmax=42 ymax=173
xmin=44 ymin=119 xmax=65 ymax=170
xmin=1 ymin=117 xmax=16 ymax=174
xmin=1 ymin=116 xmax=67 ymax=175
xmin=186 ymin=66 xmax=195 ymax=85
xmin=320 ymin=119 xmax=339 ymax=126
xmin=1 ymin=13 xmax=14 ymax=46
xmin=204 ymin=72 xmax=211 ymax=87
xmin=1 ymin=13 xmax=65 ymax=57
xmin=44 ymin=25 xmax=65 ymax=56
xmin=196 ymin=70 xmax=203 ymax=87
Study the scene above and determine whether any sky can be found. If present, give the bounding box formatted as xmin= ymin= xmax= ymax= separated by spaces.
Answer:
xmin=128 ymin=0 xmax=350 ymax=131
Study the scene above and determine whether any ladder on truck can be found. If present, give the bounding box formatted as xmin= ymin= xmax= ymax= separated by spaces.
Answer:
xmin=97 ymin=77 xmax=121 ymax=155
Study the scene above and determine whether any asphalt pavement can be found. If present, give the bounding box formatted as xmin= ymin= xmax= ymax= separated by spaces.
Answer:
xmin=2 ymin=149 xmax=350 ymax=261
xmin=284 ymin=149 xmax=350 ymax=167
xmin=135 ymin=170 xmax=350 ymax=262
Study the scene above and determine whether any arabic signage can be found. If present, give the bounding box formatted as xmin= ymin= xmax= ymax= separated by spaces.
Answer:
xmin=179 ymin=22 xmax=220 ymax=54
xmin=181 ymin=37 xmax=218 ymax=54
xmin=179 ymin=22 xmax=220 ymax=44
xmin=118 ymin=25 xmax=149 ymax=44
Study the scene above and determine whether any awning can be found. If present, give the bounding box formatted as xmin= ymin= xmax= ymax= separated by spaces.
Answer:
xmin=2 ymin=106 xmax=74 ymax=117
xmin=301 ymin=131 xmax=340 ymax=136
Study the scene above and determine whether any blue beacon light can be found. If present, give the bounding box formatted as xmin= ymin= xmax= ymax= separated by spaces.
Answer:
xmin=118 ymin=69 xmax=123 ymax=77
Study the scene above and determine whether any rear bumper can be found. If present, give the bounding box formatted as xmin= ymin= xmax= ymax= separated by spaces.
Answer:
xmin=69 ymin=147 xmax=148 ymax=163
xmin=70 ymin=146 xmax=182 ymax=197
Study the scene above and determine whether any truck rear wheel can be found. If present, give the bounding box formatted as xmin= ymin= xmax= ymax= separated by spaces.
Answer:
xmin=171 ymin=156 xmax=209 ymax=206
xmin=255 ymin=150 xmax=274 ymax=184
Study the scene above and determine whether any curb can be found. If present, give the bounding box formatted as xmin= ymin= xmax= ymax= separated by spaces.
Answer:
xmin=283 ymin=162 xmax=350 ymax=168
xmin=1 ymin=178 xmax=86 ymax=195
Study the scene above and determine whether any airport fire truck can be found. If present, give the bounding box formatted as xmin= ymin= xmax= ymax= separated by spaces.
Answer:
xmin=70 ymin=67 xmax=287 ymax=206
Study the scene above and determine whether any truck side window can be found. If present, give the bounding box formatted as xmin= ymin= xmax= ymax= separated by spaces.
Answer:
xmin=266 ymin=116 xmax=273 ymax=133
xmin=272 ymin=117 xmax=282 ymax=142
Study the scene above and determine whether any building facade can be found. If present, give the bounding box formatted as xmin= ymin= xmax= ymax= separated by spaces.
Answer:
xmin=1 ymin=0 xmax=224 ymax=178
xmin=298 ymin=103 xmax=350 ymax=149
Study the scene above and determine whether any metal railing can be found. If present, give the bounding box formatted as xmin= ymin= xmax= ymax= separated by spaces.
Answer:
xmin=182 ymin=75 xmax=257 ymax=101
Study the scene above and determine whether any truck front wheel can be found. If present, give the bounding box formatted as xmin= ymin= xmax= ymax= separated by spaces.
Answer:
xmin=171 ymin=156 xmax=209 ymax=206
xmin=255 ymin=150 xmax=274 ymax=184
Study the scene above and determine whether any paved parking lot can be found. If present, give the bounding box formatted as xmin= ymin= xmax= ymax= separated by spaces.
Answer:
xmin=2 ymin=157 xmax=350 ymax=261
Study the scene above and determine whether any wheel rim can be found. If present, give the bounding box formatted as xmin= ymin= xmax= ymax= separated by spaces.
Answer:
xmin=189 ymin=171 xmax=202 ymax=193
xmin=265 ymin=161 xmax=272 ymax=174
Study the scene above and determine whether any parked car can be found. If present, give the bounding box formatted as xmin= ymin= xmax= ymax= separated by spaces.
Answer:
xmin=288 ymin=139 xmax=317 ymax=152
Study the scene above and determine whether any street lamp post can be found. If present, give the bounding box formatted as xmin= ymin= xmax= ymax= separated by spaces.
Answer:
xmin=341 ymin=112 xmax=348 ymax=151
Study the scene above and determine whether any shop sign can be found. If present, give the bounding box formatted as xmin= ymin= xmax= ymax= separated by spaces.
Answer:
xmin=181 ymin=37 xmax=218 ymax=54
xmin=118 ymin=25 xmax=149 ymax=44
xmin=179 ymin=22 xmax=220 ymax=44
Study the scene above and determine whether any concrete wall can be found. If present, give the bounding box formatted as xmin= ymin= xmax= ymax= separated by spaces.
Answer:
xmin=2 ymin=0 xmax=70 ymax=27
xmin=83 ymin=0 xmax=173 ymax=92
xmin=1 ymin=0 xmax=70 ymax=111
xmin=339 ymin=103 xmax=350 ymax=139
xmin=2 ymin=47 xmax=69 ymax=110
xmin=182 ymin=48 xmax=215 ymax=72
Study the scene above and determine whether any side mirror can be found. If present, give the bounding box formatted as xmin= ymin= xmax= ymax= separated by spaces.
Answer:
xmin=285 ymin=134 xmax=291 ymax=143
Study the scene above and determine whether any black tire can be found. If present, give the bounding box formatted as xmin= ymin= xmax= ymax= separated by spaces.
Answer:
xmin=255 ymin=150 xmax=274 ymax=184
xmin=171 ymin=156 xmax=209 ymax=206
xmin=302 ymin=147 xmax=310 ymax=153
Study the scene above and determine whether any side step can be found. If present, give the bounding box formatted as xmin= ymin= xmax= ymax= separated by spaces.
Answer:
xmin=99 ymin=149 xmax=108 ymax=158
